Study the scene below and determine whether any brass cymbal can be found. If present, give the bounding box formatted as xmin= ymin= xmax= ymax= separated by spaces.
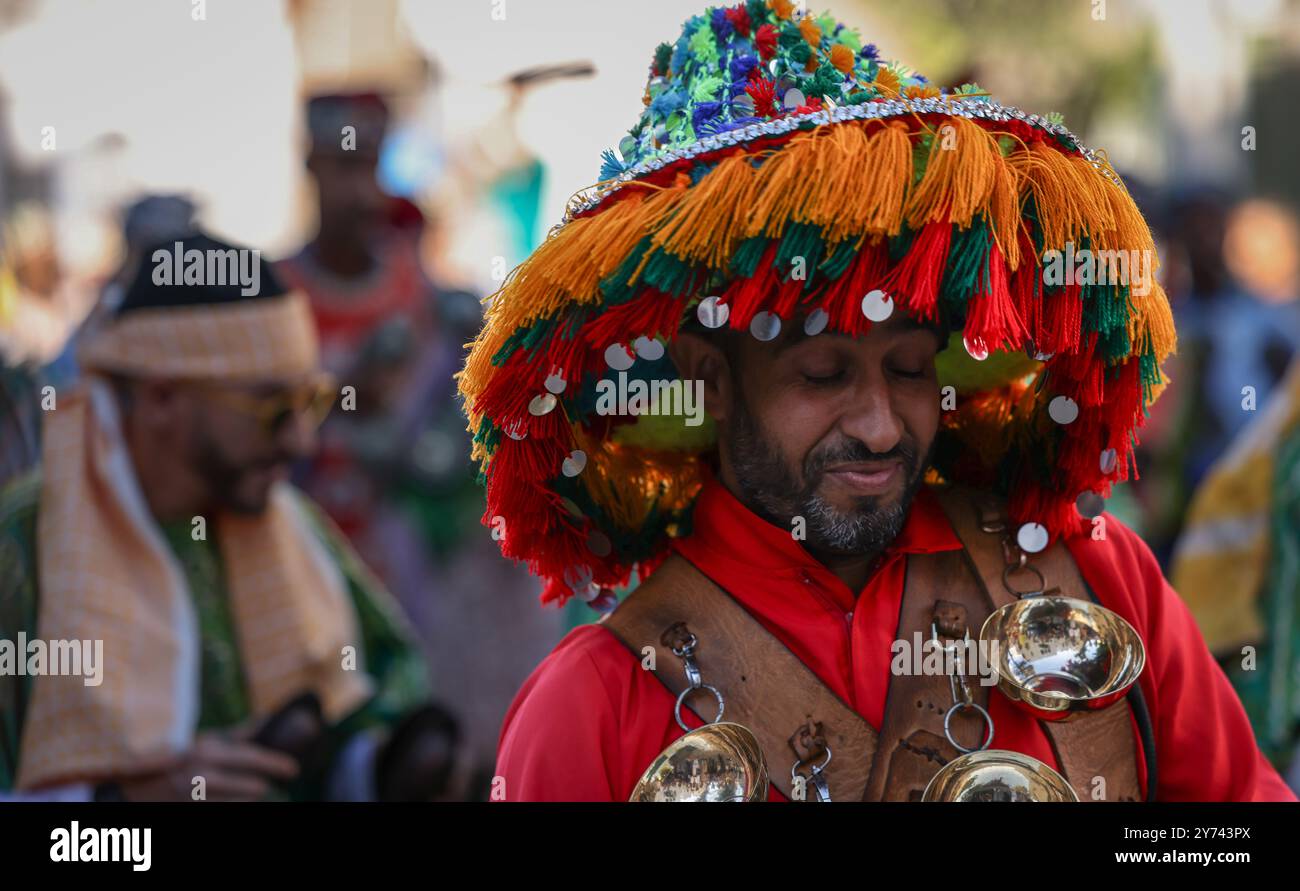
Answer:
xmin=922 ymin=749 xmax=1078 ymax=802
xmin=981 ymin=596 xmax=1145 ymax=721
xmin=629 ymin=722 xmax=769 ymax=802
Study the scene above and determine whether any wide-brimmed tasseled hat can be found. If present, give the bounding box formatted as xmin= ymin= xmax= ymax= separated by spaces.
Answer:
xmin=459 ymin=0 xmax=1176 ymax=607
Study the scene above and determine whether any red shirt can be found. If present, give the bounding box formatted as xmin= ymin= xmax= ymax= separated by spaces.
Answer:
xmin=495 ymin=480 xmax=1295 ymax=802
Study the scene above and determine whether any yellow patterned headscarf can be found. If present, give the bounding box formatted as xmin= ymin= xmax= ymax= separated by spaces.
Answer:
xmin=18 ymin=293 xmax=371 ymax=790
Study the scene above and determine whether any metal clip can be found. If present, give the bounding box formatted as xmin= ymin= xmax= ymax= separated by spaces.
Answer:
xmin=790 ymin=748 xmax=833 ymax=802
xmin=664 ymin=623 xmax=725 ymax=732
xmin=931 ymin=622 xmax=994 ymax=754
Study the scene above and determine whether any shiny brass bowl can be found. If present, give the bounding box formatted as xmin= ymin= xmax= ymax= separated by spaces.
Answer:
xmin=980 ymin=596 xmax=1145 ymax=722
xmin=629 ymin=722 xmax=769 ymax=802
xmin=922 ymin=750 xmax=1079 ymax=802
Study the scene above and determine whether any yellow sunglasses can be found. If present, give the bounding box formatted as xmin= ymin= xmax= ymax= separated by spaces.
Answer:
xmin=189 ymin=373 xmax=338 ymax=435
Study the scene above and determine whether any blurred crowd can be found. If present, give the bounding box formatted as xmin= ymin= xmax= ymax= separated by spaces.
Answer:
xmin=1114 ymin=187 xmax=1300 ymax=563
xmin=0 ymin=84 xmax=567 ymax=800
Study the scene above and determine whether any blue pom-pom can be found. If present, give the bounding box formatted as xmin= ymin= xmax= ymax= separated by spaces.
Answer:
xmin=671 ymin=38 xmax=691 ymax=73
xmin=598 ymin=148 xmax=628 ymax=181
xmin=691 ymin=101 xmax=724 ymax=132
xmin=710 ymin=8 xmax=734 ymax=41
xmin=650 ymin=90 xmax=685 ymax=119
xmin=728 ymin=53 xmax=759 ymax=83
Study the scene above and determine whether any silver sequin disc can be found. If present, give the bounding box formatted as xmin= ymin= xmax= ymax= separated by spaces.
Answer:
xmin=528 ymin=393 xmax=557 ymax=416
xmin=1017 ymin=522 xmax=1049 ymax=554
xmin=604 ymin=343 xmax=635 ymax=371
xmin=1076 ymin=491 xmax=1105 ymax=519
xmin=1099 ymin=448 xmax=1118 ymax=475
xmin=861 ymin=289 xmax=894 ymax=322
xmin=750 ymin=311 xmax=782 ymax=342
xmin=633 ymin=336 xmax=665 ymax=361
xmin=803 ymin=308 xmax=829 ymax=337
xmin=1048 ymin=395 xmax=1079 ymax=425
xmin=696 ymin=296 xmax=730 ymax=329
xmin=561 ymin=450 xmax=587 ymax=477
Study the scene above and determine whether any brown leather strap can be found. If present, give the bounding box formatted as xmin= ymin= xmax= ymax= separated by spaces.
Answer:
xmin=932 ymin=486 xmax=1144 ymax=802
xmin=862 ymin=549 xmax=1000 ymax=800
xmin=600 ymin=554 xmax=878 ymax=801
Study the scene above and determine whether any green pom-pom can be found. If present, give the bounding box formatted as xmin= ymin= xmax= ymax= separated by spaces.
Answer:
xmin=778 ymin=23 xmax=805 ymax=50
xmin=691 ymin=74 xmax=726 ymax=102
xmin=687 ymin=25 xmax=720 ymax=67
xmin=811 ymin=64 xmax=842 ymax=98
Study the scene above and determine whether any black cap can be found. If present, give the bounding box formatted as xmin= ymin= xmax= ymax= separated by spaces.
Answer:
xmin=116 ymin=233 xmax=287 ymax=317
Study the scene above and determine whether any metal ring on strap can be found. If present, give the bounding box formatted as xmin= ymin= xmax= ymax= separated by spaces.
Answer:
xmin=1003 ymin=561 xmax=1046 ymax=598
xmin=675 ymin=683 xmax=725 ymax=732
xmin=943 ymin=701 xmax=994 ymax=754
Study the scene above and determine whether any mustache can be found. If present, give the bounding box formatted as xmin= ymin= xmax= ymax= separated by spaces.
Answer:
xmin=804 ymin=437 xmax=919 ymax=482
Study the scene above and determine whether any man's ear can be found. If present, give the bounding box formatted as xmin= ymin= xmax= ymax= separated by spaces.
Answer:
xmin=669 ymin=331 xmax=733 ymax=424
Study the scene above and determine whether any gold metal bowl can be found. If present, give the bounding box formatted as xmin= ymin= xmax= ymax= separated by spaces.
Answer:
xmin=981 ymin=596 xmax=1145 ymax=721
xmin=628 ymin=722 xmax=769 ymax=802
xmin=922 ymin=750 xmax=1079 ymax=802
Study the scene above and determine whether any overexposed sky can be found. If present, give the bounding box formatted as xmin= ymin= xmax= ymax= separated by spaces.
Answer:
xmin=0 ymin=0 xmax=299 ymax=257
xmin=0 ymin=0 xmax=1291 ymax=269
xmin=0 ymin=0 xmax=903 ymax=260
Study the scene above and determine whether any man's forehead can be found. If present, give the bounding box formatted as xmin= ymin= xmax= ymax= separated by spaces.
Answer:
xmin=230 ymin=371 xmax=324 ymax=395
xmin=766 ymin=311 xmax=940 ymax=354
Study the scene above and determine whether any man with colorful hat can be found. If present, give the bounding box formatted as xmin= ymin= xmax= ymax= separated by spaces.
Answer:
xmin=0 ymin=234 xmax=455 ymax=801
xmin=466 ymin=1 xmax=1294 ymax=801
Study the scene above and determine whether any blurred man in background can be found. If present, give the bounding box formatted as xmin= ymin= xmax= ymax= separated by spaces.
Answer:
xmin=276 ymin=92 xmax=482 ymax=644
xmin=0 ymin=234 xmax=456 ymax=800
xmin=276 ymin=92 xmax=482 ymax=578
xmin=277 ymin=92 xmax=549 ymax=797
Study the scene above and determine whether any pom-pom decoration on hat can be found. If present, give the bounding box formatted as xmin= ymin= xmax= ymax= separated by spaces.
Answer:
xmin=458 ymin=0 xmax=1176 ymax=606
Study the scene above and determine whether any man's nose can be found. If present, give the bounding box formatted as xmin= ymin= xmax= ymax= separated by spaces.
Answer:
xmin=277 ymin=409 xmax=320 ymax=460
xmin=838 ymin=375 xmax=904 ymax=456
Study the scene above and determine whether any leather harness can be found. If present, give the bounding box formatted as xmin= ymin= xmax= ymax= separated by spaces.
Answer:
xmin=601 ymin=485 xmax=1155 ymax=801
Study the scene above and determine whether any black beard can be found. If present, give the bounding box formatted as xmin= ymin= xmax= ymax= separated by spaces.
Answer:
xmin=192 ymin=429 xmax=275 ymax=515
xmin=724 ymin=392 xmax=931 ymax=557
